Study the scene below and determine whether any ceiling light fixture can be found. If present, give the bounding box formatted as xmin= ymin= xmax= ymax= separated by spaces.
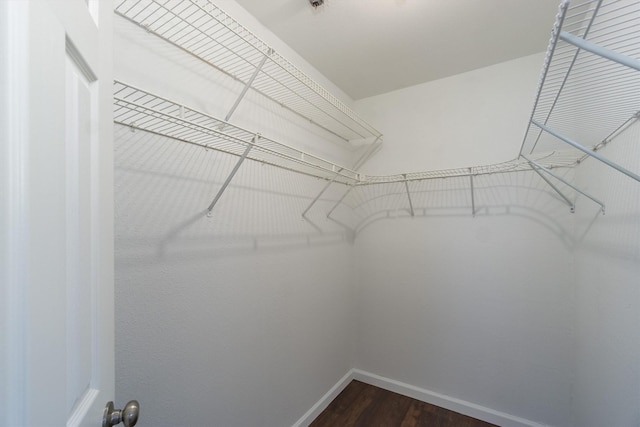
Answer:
xmin=309 ymin=0 xmax=324 ymax=8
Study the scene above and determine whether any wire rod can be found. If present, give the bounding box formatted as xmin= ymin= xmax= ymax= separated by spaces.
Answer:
xmin=207 ymin=135 xmax=255 ymax=214
xmin=403 ymin=175 xmax=415 ymax=217
xmin=533 ymin=120 xmax=640 ymax=183
xmin=530 ymin=162 xmax=575 ymax=212
xmin=223 ymin=49 xmax=272 ymax=123
xmin=302 ymin=171 xmax=343 ymax=218
xmin=560 ymin=31 xmax=640 ymax=72
xmin=469 ymin=169 xmax=476 ymax=217
xmin=523 ymin=155 xmax=605 ymax=213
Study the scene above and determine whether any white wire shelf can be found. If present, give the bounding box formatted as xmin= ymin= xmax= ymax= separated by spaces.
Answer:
xmin=113 ymin=0 xmax=640 ymax=220
xmin=114 ymin=80 xmax=586 ymax=221
xmin=114 ymin=0 xmax=382 ymax=143
xmin=356 ymin=152 xmax=579 ymax=186
xmin=520 ymin=0 xmax=640 ymax=169
xmin=113 ymin=80 xmax=575 ymax=185
xmin=113 ymin=81 xmax=362 ymax=185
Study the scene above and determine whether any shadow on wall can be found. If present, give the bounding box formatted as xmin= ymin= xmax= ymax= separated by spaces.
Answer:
xmin=114 ymin=124 xmax=355 ymax=269
xmin=115 ymin=121 xmax=634 ymax=266
xmin=114 ymin=15 xmax=347 ymax=157
xmin=349 ymin=170 xmax=605 ymax=253
xmin=573 ymin=119 xmax=640 ymax=263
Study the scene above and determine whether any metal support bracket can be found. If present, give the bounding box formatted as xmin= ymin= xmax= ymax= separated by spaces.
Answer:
xmin=302 ymin=135 xmax=382 ymax=218
xmin=403 ymin=175 xmax=415 ymax=217
xmin=302 ymin=171 xmax=343 ymax=218
xmin=532 ymin=120 xmax=640 ymax=183
xmin=220 ymin=49 xmax=273 ymax=130
xmin=523 ymin=155 xmax=605 ymax=214
xmin=207 ymin=134 xmax=258 ymax=215
xmin=469 ymin=168 xmax=476 ymax=217
xmin=528 ymin=161 xmax=575 ymax=213
xmin=559 ymin=31 xmax=640 ymax=72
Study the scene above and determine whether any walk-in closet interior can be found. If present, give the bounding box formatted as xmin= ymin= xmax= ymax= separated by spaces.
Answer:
xmin=112 ymin=0 xmax=640 ymax=426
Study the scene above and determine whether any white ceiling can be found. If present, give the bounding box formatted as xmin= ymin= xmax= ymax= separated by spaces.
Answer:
xmin=234 ymin=0 xmax=562 ymax=100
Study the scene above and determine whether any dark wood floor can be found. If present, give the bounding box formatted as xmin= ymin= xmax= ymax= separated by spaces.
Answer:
xmin=310 ymin=380 xmax=498 ymax=427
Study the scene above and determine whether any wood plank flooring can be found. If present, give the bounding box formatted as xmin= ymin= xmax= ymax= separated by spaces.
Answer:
xmin=309 ymin=380 xmax=498 ymax=427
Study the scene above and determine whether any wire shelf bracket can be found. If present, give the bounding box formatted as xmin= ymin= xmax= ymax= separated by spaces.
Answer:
xmin=469 ymin=169 xmax=476 ymax=217
xmin=302 ymin=135 xmax=382 ymax=218
xmin=221 ymin=49 xmax=273 ymax=129
xmin=532 ymin=120 xmax=640 ymax=183
xmin=403 ymin=175 xmax=415 ymax=217
xmin=523 ymin=155 xmax=605 ymax=214
xmin=302 ymin=170 xmax=344 ymax=218
xmin=529 ymin=161 xmax=575 ymax=213
xmin=206 ymin=134 xmax=257 ymax=216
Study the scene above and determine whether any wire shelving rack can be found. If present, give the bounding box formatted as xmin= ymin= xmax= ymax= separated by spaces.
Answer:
xmin=114 ymin=0 xmax=382 ymax=143
xmin=520 ymin=0 xmax=640 ymax=178
xmin=113 ymin=81 xmax=362 ymax=185
xmin=113 ymin=0 xmax=640 ymax=220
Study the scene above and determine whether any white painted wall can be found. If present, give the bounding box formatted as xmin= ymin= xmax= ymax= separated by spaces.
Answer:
xmin=572 ymin=121 xmax=640 ymax=427
xmin=113 ymin=2 xmax=357 ymax=426
xmin=352 ymin=173 xmax=577 ymax=427
xmin=355 ymin=53 xmax=543 ymax=175
xmin=114 ymin=2 xmax=640 ymax=426
xmin=351 ymin=55 xmax=575 ymax=426
xmin=351 ymin=53 xmax=640 ymax=427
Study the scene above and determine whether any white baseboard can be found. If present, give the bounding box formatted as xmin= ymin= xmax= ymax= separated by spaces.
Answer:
xmin=291 ymin=370 xmax=355 ymax=427
xmin=292 ymin=368 xmax=549 ymax=427
xmin=352 ymin=369 xmax=550 ymax=427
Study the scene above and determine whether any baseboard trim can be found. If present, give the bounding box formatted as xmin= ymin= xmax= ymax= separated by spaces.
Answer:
xmin=352 ymin=369 xmax=549 ymax=427
xmin=292 ymin=368 xmax=549 ymax=427
xmin=291 ymin=369 xmax=355 ymax=427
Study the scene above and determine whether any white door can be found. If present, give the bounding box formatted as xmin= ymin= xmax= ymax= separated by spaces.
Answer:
xmin=1 ymin=1 xmax=115 ymax=426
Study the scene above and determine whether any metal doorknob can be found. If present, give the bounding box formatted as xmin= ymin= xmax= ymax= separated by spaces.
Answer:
xmin=103 ymin=400 xmax=140 ymax=427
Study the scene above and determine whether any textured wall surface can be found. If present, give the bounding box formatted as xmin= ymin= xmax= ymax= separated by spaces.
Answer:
xmin=354 ymin=53 xmax=543 ymax=175
xmin=353 ymin=171 xmax=576 ymax=427
xmin=114 ymin=2 xmax=356 ymax=426
xmin=114 ymin=1 xmax=640 ymax=426
xmin=350 ymin=53 xmax=639 ymax=427
xmin=572 ymin=121 xmax=640 ymax=427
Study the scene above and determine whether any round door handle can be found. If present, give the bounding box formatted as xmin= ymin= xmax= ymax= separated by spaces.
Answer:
xmin=103 ymin=400 xmax=140 ymax=427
